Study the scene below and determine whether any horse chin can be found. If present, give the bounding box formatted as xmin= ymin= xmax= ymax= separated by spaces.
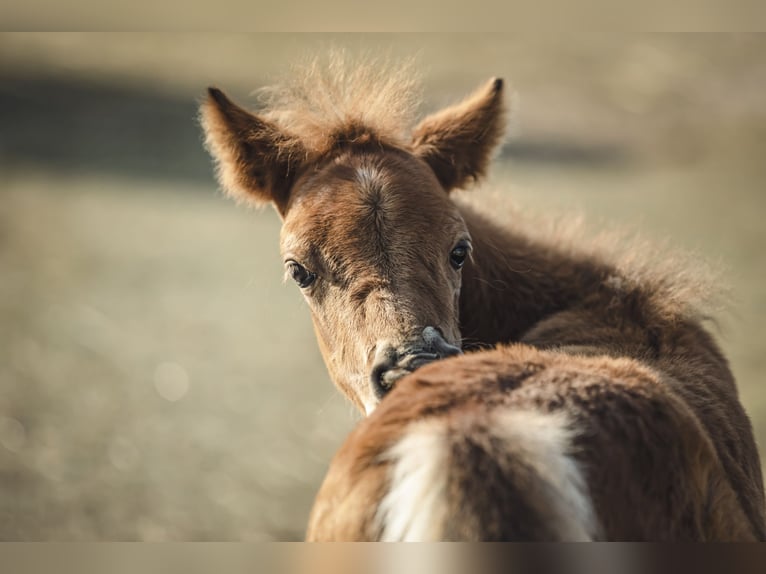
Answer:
xmin=363 ymin=401 xmax=378 ymax=416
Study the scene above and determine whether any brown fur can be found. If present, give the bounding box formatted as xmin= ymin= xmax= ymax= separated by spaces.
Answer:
xmin=307 ymin=346 xmax=755 ymax=541
xmin=455 ymin=201 xmax=765 ymax=538
xmin=199 ymin=55 xmax=765 ymax=540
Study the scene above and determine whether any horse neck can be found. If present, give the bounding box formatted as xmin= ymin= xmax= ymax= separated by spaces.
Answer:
xmin=456 ymin=202 xmax=766 ymax=538
xmin=457 ymin=202 xmax=606 ymax=347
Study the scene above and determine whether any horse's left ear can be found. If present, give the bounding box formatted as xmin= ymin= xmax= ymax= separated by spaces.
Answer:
xmin=411 ymin=78 xmax=507 ymax=193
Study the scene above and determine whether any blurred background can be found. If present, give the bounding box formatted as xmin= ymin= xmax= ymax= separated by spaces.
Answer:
xmin=0 ymin=33 xmax=764 ymax=540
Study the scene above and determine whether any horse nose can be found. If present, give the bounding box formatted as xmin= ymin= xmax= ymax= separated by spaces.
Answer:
xmin=421 ymin=326 xmax=462 ymax=357
xmin=370 ymin=328 xmax=462 ymax=400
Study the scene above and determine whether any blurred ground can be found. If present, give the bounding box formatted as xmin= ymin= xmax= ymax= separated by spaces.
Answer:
xmin=0 ymin=34 xmax=764 ymax=540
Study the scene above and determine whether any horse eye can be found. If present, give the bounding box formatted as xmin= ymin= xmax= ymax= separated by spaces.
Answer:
xmin=450 ymin=242 xmax=470 ymax=270
xmin=287 ymin=261 xmax=316 ymax=288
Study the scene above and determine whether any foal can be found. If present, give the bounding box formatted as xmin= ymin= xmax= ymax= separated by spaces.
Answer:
xmin=200 ymin=60 xmax=765 ymax=540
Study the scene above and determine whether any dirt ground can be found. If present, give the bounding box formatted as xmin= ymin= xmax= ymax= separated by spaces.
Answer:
xmin=0 ymin=34 xmax=765 ymax=540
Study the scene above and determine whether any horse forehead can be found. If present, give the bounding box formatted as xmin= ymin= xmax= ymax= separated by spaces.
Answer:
xmin=285 ymin=155 xmax=451 ymax=249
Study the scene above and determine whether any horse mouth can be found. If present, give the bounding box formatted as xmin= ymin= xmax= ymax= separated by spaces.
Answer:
xmin=378 ymin=352 xmax=441 ymax=389
xmin=369 ymin=327 xmax=463 ymax=401
xmin=373 ymin=347 xmax=462 ymax=398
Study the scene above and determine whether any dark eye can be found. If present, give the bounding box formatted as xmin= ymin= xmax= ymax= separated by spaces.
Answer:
xmin=450 ymin=241 xmax=470 ymax=270
xmin=287 ymin=261 xmax=316 ymax=288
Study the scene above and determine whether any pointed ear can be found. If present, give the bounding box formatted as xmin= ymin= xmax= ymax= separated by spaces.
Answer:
xmin=200 ymin=88 xmax=306 ymax=215
xmin=411 ymin=78 xmax=507 ymax=192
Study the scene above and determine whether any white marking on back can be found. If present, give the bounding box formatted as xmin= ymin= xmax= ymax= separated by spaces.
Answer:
xmin=492 ymin=409 xmax=600 ymax=541
xmin=376 ymin=420 xmax=449 ymax=541
xmin=375 ymin=408 xmax=600 ymax=541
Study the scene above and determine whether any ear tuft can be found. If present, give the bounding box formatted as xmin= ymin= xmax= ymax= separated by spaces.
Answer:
xmin=490 ymin=77 xmax=504 ymax=94
xmin=200 ymin=87 xmax=305 ymax=215
xmin=412 ymin=77 xmax=507 ymax=192
xmin=207 ymin=86 xmax=229 ymax=107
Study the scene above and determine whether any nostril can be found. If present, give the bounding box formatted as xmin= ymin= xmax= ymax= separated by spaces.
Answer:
xmin=370 ymin=344 xmax=398 ymax=399
xmin=370 ymin=361 xmax=389 ymax=397
xmin=371 ymin=361 xmax=404 ymax=399
xmin=370 ymin=331 xmax=462 ymax=400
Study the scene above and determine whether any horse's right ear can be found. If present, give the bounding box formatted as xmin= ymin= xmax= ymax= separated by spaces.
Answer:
xmin=411 ymin=78 xmax=507 ymax=193
xmin=200 ymin=88 xmax=305 ymax=215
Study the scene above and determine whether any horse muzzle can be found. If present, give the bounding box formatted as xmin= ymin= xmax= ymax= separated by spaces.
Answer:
xmin=370 ymin=326 xmax=462 ymax=400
